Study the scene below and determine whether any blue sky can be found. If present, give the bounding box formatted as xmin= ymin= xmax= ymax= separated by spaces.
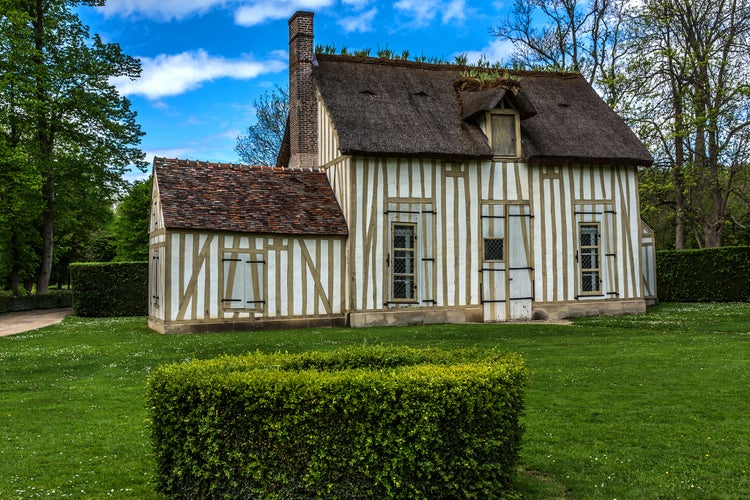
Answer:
xmin=77 ymin=1 xmax=516 ymax=181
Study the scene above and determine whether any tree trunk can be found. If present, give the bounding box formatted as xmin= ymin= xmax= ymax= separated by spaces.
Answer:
xmin=703 ymin=180 xmax=725 ymax=247
xmin=32 ymin=0 xmax=54 ymax=295
xmin=703 ymin=220 xmax=723 ymax=247
xmin=673 ymin=167 xmax=687 ymax=249
xmin=9 ymin=230 xmax=21 ymax=296
xmin=667 ymin=24 xmax=687 ymax=250
xmin=37 ymin=175 xmax=54 ymax=294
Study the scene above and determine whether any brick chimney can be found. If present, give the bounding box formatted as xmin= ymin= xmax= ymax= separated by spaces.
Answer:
xmin=288 ymin=11 xmax=318 ymax=168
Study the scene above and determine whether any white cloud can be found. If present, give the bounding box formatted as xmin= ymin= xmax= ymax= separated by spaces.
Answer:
xmin=234 ymin=0 xmax=335 ymax=26
xmin=338 ymin=7 xmax=377 ymax=33
xmin=217 ymin=127 xmax=243 ymax=140
xmin=460 ymin=38 xmax=516 ymax=66
xmin=112 ymin=50 xmax=286 ymax=100
xmin=99 ymin=0 xmax=228 ymax=21
xmin=101 ymin=0 xmax=349 ymax=25
xmin=269 ymin=49 xmax=289 ymax=60
xmin=441 ymin=0 xmax=467 ymax=23
xmin=342 ymin=0 xmax=371 ymax=7
xmin=393 ymin=0 xmax=436 ymax=26
xmin=394 ymin=0 xmax=467 ymax=26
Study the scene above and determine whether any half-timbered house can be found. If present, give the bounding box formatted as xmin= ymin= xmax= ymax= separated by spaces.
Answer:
xmin=148 ymin=10 xmax=655 ymax=333
xmin=148 ymin=160 xmax=349 ymax=333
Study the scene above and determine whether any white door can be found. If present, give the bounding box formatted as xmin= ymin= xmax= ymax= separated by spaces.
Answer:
xmin=506 ymin=205 xmax=533 ymax=319
xmin=481 ymin=204 xmax=533 ymax=321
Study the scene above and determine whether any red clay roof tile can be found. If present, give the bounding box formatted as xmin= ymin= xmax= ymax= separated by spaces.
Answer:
xmin=154 ymin=157 xmax=348 ymax=236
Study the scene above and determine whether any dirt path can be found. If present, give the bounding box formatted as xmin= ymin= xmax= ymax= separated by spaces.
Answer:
xmin=0 ymin=308 xmax=73 ymax=337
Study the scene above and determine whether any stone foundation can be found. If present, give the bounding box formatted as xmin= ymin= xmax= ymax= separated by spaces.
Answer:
xmin=349 ymin=306 xmax=484 ymax=328
xmin=149 ymin=315 xmax=348 ymax=334
xmin=531 ymin=299 xmax=646 ymax=321
xmin=149 ymin=299 xmax=647 ymax=333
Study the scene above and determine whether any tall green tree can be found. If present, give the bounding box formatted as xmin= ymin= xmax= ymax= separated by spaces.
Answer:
xmin=235 ymin=86 xmax=288 ymax=166
xmin=0 ymin=5 xmax=42 ymax=294
xmin=494 ymin=0 xmax=750 ymax=249
xmin=628 ymin=0 xmax=750 ymax=248
xmin=112 ymin=177 xmax=152 ymax=262
xmin=0 ymin=0 xmax=145 ymax=293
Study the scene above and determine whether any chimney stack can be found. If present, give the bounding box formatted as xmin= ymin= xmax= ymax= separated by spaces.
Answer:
xmin=288 ymin=11 xmax=317 ymax=168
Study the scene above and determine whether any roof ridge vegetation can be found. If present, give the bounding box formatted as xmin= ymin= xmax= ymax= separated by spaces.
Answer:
xmin=313 ymin=51 xmax=582 ymax=80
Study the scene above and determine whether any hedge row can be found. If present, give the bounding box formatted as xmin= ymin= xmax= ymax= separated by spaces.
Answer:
xmin=656 ymin=246 xmax=750 ymax=302
xmin=0 ymin=290 xmax=73 ymax=314
xmin=70 ymin=262 xmax=148 ymax=317
xmin=147 ymin=346 xmax=528 ymax=499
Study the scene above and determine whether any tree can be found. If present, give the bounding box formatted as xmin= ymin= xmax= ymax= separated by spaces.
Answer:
xmin=112 ymin=177 xmax=152 ymax=262
xmin=0 ymin=5 xmax=43 ymax=294
xmin=628 ymin=0 xmax=750 ymax=248
xmin=491 ymin=0 xmax=632 ymax=107
xmin=235 ymin=86 xmax=289 ymax=166
xmin=493 ymin=0 xmax=750 ymax=249
xmin=0 ymin=146 xmax=41 ymax=294
xmin=0 ymin=0 xmax=145 ymax=293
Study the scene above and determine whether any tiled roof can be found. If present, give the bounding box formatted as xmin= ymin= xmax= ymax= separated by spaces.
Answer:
xmin=154 ymin=157 xmax=348 ymax=236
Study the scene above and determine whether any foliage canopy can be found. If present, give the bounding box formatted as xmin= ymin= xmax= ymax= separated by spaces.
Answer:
xmin=0 ymin=0 xmax=145 ymax=294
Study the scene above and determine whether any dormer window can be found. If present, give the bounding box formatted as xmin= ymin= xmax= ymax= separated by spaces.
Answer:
xmin=482 ymin=102 xmax=521 ymax=158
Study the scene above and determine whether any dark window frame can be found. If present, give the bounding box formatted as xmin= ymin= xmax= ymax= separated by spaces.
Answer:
xmin=579 ymin=223 xmax=602 ymax=294
xmin=391 ymin=223 xmax=417 ymax=302
xmin=484 ymin=237 xmax=505 ymax=262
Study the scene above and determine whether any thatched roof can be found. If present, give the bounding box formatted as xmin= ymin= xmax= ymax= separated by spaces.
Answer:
xmin=154 ymin=157 xmax=348 ymax=236
xmin=309 ymin=54 xmax=652 ymax=166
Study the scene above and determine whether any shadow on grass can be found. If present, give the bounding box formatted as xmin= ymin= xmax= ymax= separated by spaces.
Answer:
xmin=515 ymin=468 xmax=570 ymax=499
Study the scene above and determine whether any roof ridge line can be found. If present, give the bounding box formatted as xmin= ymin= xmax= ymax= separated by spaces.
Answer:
xmin=156 ymin=157 xmax=325 ymax=172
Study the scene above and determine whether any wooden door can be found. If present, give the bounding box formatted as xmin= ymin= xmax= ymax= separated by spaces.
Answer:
xmin=506 ymin=205 xmax=533 ymax=319
xmin=481 ymin=204 xmax=533 ymax=321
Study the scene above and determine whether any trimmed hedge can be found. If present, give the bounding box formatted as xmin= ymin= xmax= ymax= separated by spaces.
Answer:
xmin=656 ymin=246 xmax=750 ymax=302
xmin=70 ymin=262 xmax=148 ymax=317
xmin=147 ymin=346 xmax=527 ymax=499
xmin=0 ymin=290 xmax=73 ymax=314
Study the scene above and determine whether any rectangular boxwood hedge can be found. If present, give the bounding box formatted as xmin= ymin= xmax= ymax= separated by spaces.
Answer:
xmin=147 ymin=346 xmax=527 ymax=499
xmin=0 ymin=290 xmax=72 ymax=314
xmin=70 ymin=262 xmax=148 ymax=317
xmin=656 ymin=246 xmax=750 ymax=302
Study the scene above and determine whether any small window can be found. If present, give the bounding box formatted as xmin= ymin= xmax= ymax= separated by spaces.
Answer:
xmin=485 ymin=109 xmax=520 ymax=157
xmin=484 ymin=238 xmax=504 ymax=261
xmin=392 ymin=224 xmax=416 ymax=301
xmin=579 ymin=224 xmax=601 ymax=294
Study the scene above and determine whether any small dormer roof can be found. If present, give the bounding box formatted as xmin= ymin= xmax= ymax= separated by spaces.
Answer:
xmin=457 ymin=80 xmax=537 ymax=121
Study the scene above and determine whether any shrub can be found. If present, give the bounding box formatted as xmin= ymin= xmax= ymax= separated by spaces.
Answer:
xmin=147 ymin=346 xmax=527 ymax=499
xmin=70 ymin=262 xmax=148 ymax=316
xmin=0 ymin=290 xmax=73 ymax=314
xmin=656 ymin=246 xmax=750 ymax=302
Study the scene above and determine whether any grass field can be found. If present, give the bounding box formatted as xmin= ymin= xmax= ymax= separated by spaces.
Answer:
xmin=1 ymin=303 xmax=749 ymax=498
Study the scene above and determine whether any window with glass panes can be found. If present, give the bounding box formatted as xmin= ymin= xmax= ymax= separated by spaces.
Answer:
xmin=392 ymin=224 xmax=416 ymax=300
xmin=579 ymin=224 xmax=601 ymax=293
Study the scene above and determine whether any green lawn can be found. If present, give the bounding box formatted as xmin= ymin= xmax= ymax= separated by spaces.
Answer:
xmin=1 ymin=303 xmax=749 ymax=499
